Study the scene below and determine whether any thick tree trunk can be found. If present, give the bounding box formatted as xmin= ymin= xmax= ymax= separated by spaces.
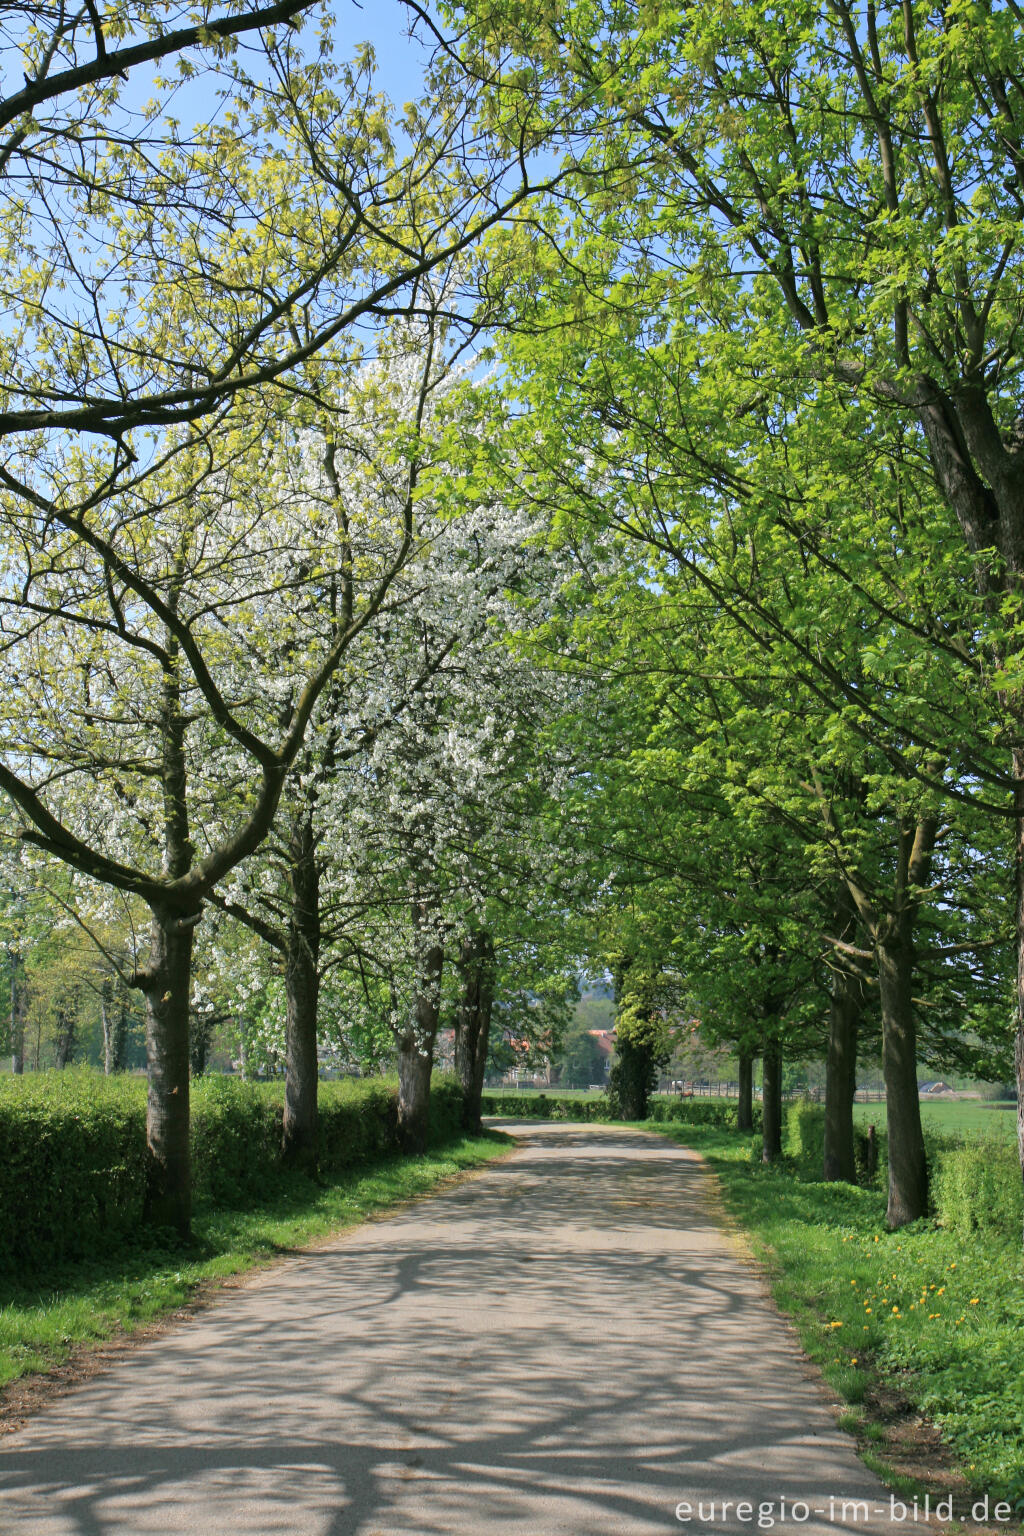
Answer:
xmin=877 ymin=928 xmax=928 ymax=1227
xmin=453 ymin=929 xmax=495 ymax=1134
xmin=282 ymin=815 xmax=321 ymax=1172
xmin=139 ymin=906 xmax=197 ymax=1237
xmin=9 ymin=947 xmax=25 ymax=1075
xmin=824 ymin=969 xmax=860 ymax=1183
xmin=397 ymin=937 xmax=443 ymax=1154
xmin=761 ymin=1038 xmax=783 ymax=1163
xmin=737 ymin=1048 xmax=754 ymax=1132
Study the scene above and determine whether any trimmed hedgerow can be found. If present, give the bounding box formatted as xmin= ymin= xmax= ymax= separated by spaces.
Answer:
xmin=784 ymin=1099 xmax=825 ymax=1171
xmin=933 ymin=1136 xmax=1023 ymax=1240
xmin=480 ymin=1092 xmax=616 ymax=1120
xmin=479 ymin=1091 xmax=755 ymax=1130
xmin=0 ymin=1070 xmax=147 ymax=1269
xmin=648 ymin=1096 xmax=755 ymax=1130
xmin=0 ymin=1070 xmax=464 ymax=1271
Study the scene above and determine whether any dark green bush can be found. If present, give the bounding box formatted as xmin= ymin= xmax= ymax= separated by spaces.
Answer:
xmin=784 ymin=1099 xmax=825 ymax=1171
xmin=0 ymin=1070 xmax=146 ymax=1269
xmin=479 ymin=1092 xmax=615 ymax=1121
xmin=933 ymin=1137 xmax=1023 ymax=1239
xmin=0 ymin=1070 xmax=464 ymax=1271
xmin=479 ymin=1091 xmax=755 ymax=1129
xmin=190 ymin=1077 xmax=281 ymax=1203
xmin=426 ymin=1075 xmax=466 ymax=1145
xmin=649 ymin=1097 xmax=747 ymax=1129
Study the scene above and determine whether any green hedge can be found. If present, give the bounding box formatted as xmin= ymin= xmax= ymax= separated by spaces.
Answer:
xmin=933 ymin=1137 xmax=1023 ymax=1240
xmin=784 ymin=1100 xmax=826 ymax=1170
xmin=0 ymin=1071 xmax=147 ymax=1271
xmin=480 ymin=1092 xmax=755 ymax=1130
xmin=480 ymin=1092 xmax=615 ymax=1121
xmin=649 ymin=1097 xmax=754 ymax=1130
xmin=0 ymin=1070 xmax=464 ymax=1270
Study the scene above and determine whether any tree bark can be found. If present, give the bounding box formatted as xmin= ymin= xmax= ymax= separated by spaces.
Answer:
xmin=824 ymin=975 xmax=860 ymax=1183
xmin=102 ymin=976 xmax=129 ymax=1074
xmin=189 ymin=1007 xmax=214 ymax=1078
xmin=139 ymin=905 xmax=197 ymax=1237
xmin=54 ymin=993 xmax=77 ymax=1068
xmin=737 ymin=1047 xmax=754 ymax=1132
xmin=1015 ymin=749 xmax=1024 ymax=1244
xmin=397 ymin=930 xmax=443 ymax=1155
xmin=877 ymin=925 xmax=928 ymax=1227
xmin=9 ymin=947 xmax=25 ymax=1075
xmin=282 ymin=813 xmax=321 ymax=1172
xmin=761 ymin=1037 xmax=783 ymax=1163
xmin=453 ymin=929 xmax=495 ymax=1134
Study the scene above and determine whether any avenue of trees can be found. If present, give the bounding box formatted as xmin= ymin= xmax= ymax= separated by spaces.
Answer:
xmin=1 ymin=0 xmax=1022 ymax=1238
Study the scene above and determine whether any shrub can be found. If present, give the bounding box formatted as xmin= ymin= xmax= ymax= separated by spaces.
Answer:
xmin=649 ymin=1097 xmax=752 ymax=1130
xmin=933 ymin=1137 xmax=1023 ymax=1240
xmin=784 ymin=1099 xmax=825 ymax=1173
xmin=426 ymin=1075 xmax=466 ymax=1145
xmin=190 ymin=1077 xmax=281 ymax=1203
xmin=0 ymin=1069 xmax=464 ymax=1271
xmin=479 ymin=1093 xmax=615 ymax=1121
xmin=0 ymin=1070 xmax=147 ymax=1269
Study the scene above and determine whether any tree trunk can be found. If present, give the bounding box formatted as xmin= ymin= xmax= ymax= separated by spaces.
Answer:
xmin=282 ymin=814 xmax=321 ymax=1172
xmin=824 ymin=968 xmax=861 ymax=1183
xmin=737 ymin=1048 xmax=753 ymax=1132
xmin=397 ymin=934 xmax=443 ymax=1154
xmin=9 ymin=947 xmax=25 ymax=1075
xmin=453 ymin=929 xmax=495 ymax=1134
xmin=1015 ymin=749 xmax=1024 ymax=1244
xmin=102 ymin=977 xmax=128 ymax=1074
xmin=877 ymin=927 xmax=928 ymax=1227
xmin=762 ymin=1038 xmax=783 ymax=1163
xmin=54 ymin=994 xmax=77 ymax=1068
xmin=189 ymin=1007 xmax=213 ymax=1078
xmin=139 ymin=905 xmax=197 ymax=1237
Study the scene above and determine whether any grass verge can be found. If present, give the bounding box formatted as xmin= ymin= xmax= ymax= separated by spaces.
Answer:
xmin=639 ymin=1120 xmax=1024 ymax=1517
xmin=0 ymin=1131 xmax=511 ymax=1397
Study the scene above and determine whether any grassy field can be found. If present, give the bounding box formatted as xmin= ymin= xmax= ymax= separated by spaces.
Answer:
xmin=0 ymin=1133 xmax=510 ymax=1392
xmin=639 ymin=1119 xmax=1024 ymax=1510
xmin=852 ymin=1099 xmax=1019 ymax=1140
xmin=497 ymin=1090 xmax=1020 ymax=1139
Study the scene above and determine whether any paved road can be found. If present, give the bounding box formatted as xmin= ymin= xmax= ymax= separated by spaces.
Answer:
xmin=0 ymin=1123 xmax=902 ymax=1536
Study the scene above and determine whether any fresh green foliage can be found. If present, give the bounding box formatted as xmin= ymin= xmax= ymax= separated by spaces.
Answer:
xmin=933 ymin=1140 xmax=1024 ymax=1242
xmin=0 ymin=1071 xmax=466 ymax=1269
xmin=785 ymin=1100 xmax=826 ymax=1173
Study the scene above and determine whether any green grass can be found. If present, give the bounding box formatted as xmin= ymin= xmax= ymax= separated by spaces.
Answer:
xmin=636 ymin=1120 xmax=1024 ymax=1509
xmin=852 ymin=1099 xmax=1019 ymax=1140
xmin=0 ymin=1132 xmax=510 ymax=1391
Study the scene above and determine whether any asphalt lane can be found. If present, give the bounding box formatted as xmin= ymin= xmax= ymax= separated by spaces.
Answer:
xmin=0 ymin=1123 xmax=901 ymax=1535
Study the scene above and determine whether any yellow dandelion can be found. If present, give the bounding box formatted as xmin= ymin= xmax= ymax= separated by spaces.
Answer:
xmin=970 ymin=1298 xmax=979 ymax=1305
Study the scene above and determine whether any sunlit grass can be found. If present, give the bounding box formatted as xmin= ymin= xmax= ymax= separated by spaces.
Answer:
xmin=640 ymin=1120 xmax=1024 ymax=1507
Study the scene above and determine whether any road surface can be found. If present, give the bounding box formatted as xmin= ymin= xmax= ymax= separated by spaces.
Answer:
xmin=0 ymin=1123 xmax=901 ymax=1535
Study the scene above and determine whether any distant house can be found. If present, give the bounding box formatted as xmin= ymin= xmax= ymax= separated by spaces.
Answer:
xmin=920 ymin=1080 xmax=955 ymax=1097
xmin=587 ymin=1030 xmax=615 ymax=1076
